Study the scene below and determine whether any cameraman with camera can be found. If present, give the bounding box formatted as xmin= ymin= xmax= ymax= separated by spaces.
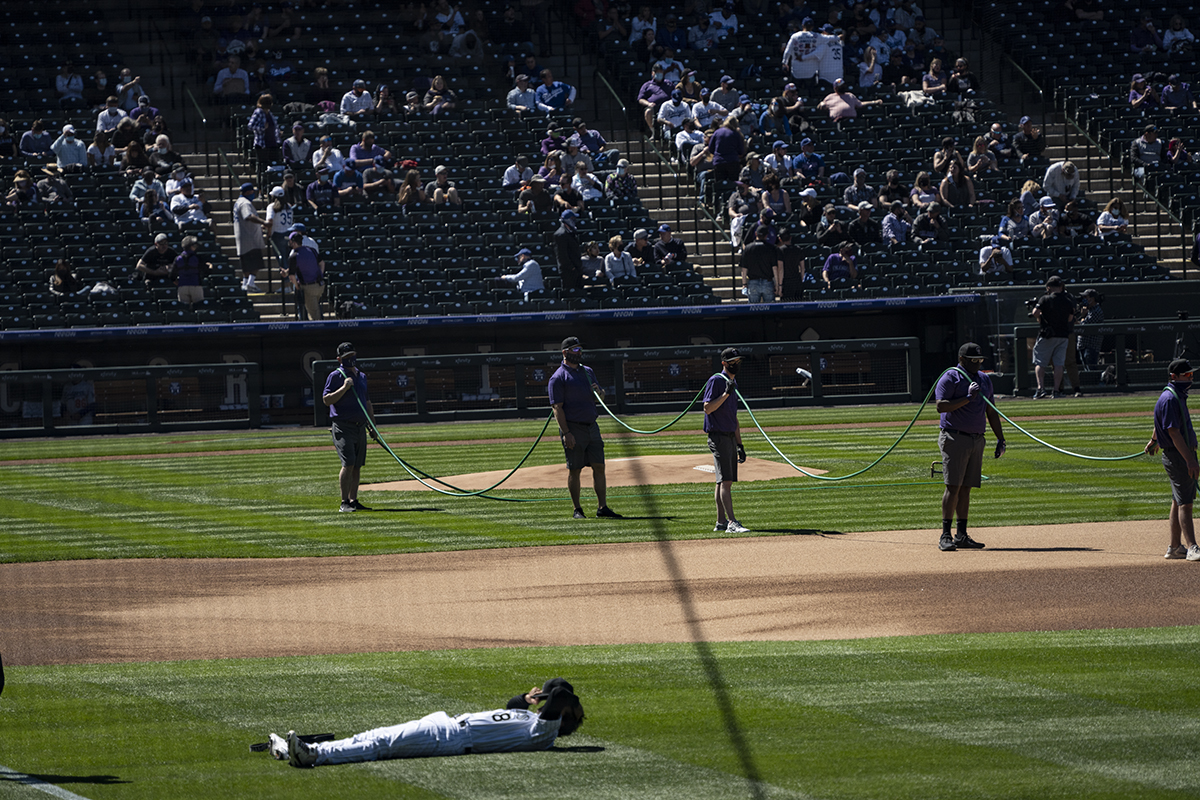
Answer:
xmin=1030 ymin=275 xmax=1075 ymax=398
xmin=1076 ymin=289 xmax=1105 ymax=369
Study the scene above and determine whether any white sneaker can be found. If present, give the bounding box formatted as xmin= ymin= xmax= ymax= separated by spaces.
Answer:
xmin=1165 ymin=545 xmax=1188 ymax=560
xmin=268 ymin=732 xmax=288 ymax=760
xmin=246 ymin=276 xmax=260 ymax=292
xmin=1187 ymin=545 xmax=1200 ymax=562
xmin=726 ymin=520 xmax=750 ymax=534
xmin=287 ymin=730 xmax=317 ymax=768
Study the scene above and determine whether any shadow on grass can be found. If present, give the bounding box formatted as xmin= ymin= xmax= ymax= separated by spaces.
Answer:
xmin=754 ymin=528 xmax=844 ymax=536
xmin=367 ymin=508 xmax=446 ymax=513
xmin=984 ymin=547 xmax=1101 ymax=552
xmin=1 ymin=773 xmax=129 ymax=786
xmin=598 ymin=515 xmax=675 ymax=522
xmin=549 ymin=745 xmax=606 ymax=753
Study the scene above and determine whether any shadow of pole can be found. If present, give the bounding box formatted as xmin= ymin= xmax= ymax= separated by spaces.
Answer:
xmin=611 ymin=435 xmax=767 ymax=800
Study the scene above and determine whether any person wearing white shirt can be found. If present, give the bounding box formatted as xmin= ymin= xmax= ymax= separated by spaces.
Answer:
xmin=87 ymin=133 xmax=116 ymax=168
xmin=51 ymin=125 xmax=87 ymax=169
xmin=500 ymin=248 xmax=544 ymax=300
xmin=978 ymin=236 xmax=1013 ymax=276
xmin=657 ymin=92 xmax=691 ymax=138
xmin=96 ymin=98 xmax=127 ymax=133
xmin=503 ymin=156 xmax=533 ymax=189
xmin=815 ymin=29 xmax=845 ymax=86
xmin=1095 ymin=198 xmax=1130 ymax=238
xmin=783 ymin=19 xmax=823 ymax=81
xmin=628 ymin=6 xmax=656 ymax=44
xmin=340 ymin=80 xmax=375 ymax=117
xmin=763 ymin=141 xmax=796 ymax=182
xmin=603 ymin=236 xmax=638 ymax=285
xmin=572 ymin=164 xmax=604 ymax=202
xmin=675 ymin=119 xmax=706 ymax=165
xmin=691 ymin=91 xmax=727 ymax=129
xmin=709 ymin=4 xmax=739 ymax=37
xmin=170 ymin=181 xmax=212 ymax=230
xmin=312 ymin=137 xmax=346 ymax=173
xmin=506 ymin=74 xmax=539 ymax=115
xmin=653 ymin=54 xmax=684 ymax=86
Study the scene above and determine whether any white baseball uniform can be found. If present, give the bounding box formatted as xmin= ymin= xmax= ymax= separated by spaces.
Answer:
xmin=814 ymin=34 xmax=845 ymax=85
xmin=309 ymin=709 xmax=562 ymax=765
xmin=783 ymin=30 xmax=823 ymax=80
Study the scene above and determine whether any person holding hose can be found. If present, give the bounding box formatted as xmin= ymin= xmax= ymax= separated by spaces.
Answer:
xmin=322 ymin=342 xmax=377 ymax=513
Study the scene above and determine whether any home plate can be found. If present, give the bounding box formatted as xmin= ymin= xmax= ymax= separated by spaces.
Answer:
xmin=361 ymin=454 xmax=826 ymax=492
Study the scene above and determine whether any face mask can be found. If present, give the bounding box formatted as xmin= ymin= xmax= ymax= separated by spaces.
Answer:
xmin=319 ymin=175 xmax=329 ymax=183
xmin=342 ymin=356 xmax=357 ymax=370
xmin=17 ymin=181 xmax=29 ymax=188
xmin=564 ymin=348 xmax=583 ymax=364
xmin=725 ymin=362 xmax=740 ymax=375
xmin=0 ymin=127 xmax=5 ymax=133
xmin=66 ymin=136 xmax=74 ymax=142
xmin=617 ymin=166 xmax=626 ymax=174
xmin=1173 ymin=377 xmax=1193 ymax=390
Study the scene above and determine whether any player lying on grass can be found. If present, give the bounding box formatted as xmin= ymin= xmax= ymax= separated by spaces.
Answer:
xmin=270 ymin=678 xmax=585 ymax=767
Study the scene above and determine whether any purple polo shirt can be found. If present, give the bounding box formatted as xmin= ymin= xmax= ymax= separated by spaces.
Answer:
xmin=1155 ymin=383 xmax=1196 ymax=452
xmin=348 ymin=143 xmax=385 ymax=162
xmin=935 ymin=367 xmax=993 ymax=434
xmin=548 ymin=361 xmax=598 ymax=425
xmin=323 ymin=367 xmax=369 ymax=422
xmin=709 ymin=126 xmax=744 ymax=166
xmin=702 ymin=372 xmax=738 ymax=433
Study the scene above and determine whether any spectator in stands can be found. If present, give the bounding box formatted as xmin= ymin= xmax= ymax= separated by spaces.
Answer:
xmin=342 ymin=79 xmax=375 ymax=119
xmin=362 ymin=157 xmax=396 ymax=202
xmin=711 ymin=75 xmax=740 ymax=115
xmin=84 ymin=69 xmax=109 ymax=110
xmin=305 ymin=67 xmax=337 ymax=107
xmin=214 ymin=55 xmax=251 ymax=102
xmin=581 ymin=240 xmax=604 ymax=282
xmin=494 ymin=5 xmax=535 ymax=53
xmin=910 ymin=170 xmax=940 ymax=211
xmin=978 ymin=235 xmax=1013 ymax=277
xmin=165 ymin=163 xmax=190 ymax=198
xmin=536 ymin=70 xmax=577 ymax=112
xmin=739 ymin=152 xmax=767 ymax=191
xmin=562 ymin=140 xmax=594 ymax=174
xmin=794 ymin=137 xmax=826 ymax=181
xmin=1130 ymin=13 xmax=1163 ymax=54
xmin=88 ymin=131 xmax=116 ymax=168
xmin=625 ymin=228 xmax=659 ymax=270
xmin=843 ymin=168 xmax=877 ymax=209
xmin=1019 ymin=179 xmax=1042 ymax=216
xmin=348 ymin=130 xmax=390 ymax=169
xmin=139 ymin=191 xmax=172 ymax=233
xmin=859 ymin=46 xmax=883 ymax=89
xmin=603 ymin=236 xmax=639 ymax=286
xmin=119 ymin=137 xmax=149 ymax=175
xmin=1042 ymin=160 xmax=1080 ymax=207
xmin=796 ymin=187 xmax=823 ymax=227
xmin=116 ymin=68 xmax=146 ymax=111
xmin=912 ymin=203 xmax=947 ymax=244
xmin=759 ymin=98 xmax=793 ymax=140
xmin=1161 ymin=75 xmax=1197 ymax=110
xmin=710 ymin=1 xmax=739 ymax=37
xmin=1099 ymin=199 xmax=1128 ymax=239
xmin=880 ymin=49 xmax=917 ymax=88
xmin=882 ymin=201 xmax=911 ymax=245
xmin=931 ymin=137 xmax=963 ymax=175
xmin=171 ymin=180 xmax=212 ymax=231
xmin=6 ymin=170 xmax=37 ymax=209
xmin=282 ymin=124 xmax=311 ymax=170
xmin=307 ymin=166 xmax=340 ymax=213
xmin=654 ymin=49 xmax=686 ymax=87
xmin=939 ymin=161 xmax=976 ymax=207
xmin=1131 ymin=124 xmax=1163 ymax=179
xmin=818 ymin=78 xmax=882 ymax=121
xmin=20 ymin=120 xmax=54 ymax=161
xmin=1029 ymin=196 xmax=1060 ymax=240
xmin=654 ymin=224 xmax=689 ymax=270
xmin=605 ymin=159 xmax=640 ymax=201
xmin=541 ymin=124 xmax=568 ymax=155
xmin=848 ymin=201 xmax=882 ymax=244
xmin=448 ymin=29 xmax=486 ymax=61
xmin=1128 ymin=74 xmax=1160 ymax=109
xmin=508 ymin=74 xmax=539 ymax=115
xmin=629 ymin=5 xmax=656 ymax=43
xmin=689 ymin=15 xmax=720 ymax=50
xmin=519 ymin=175 xmax=553 ymax=214
xmin=571 ymin=118 xmax=618 ymax=167
xmin=56 ymin=62 xmax=85 ymax=108
xmin=375 ymin=85 xmax=398 ymax=114
xmin=37 ymin=165 xmax=73 ymax=207
xmin=748 ymin=208 xmax=781 ymax=245
xmin=878 ymin=169 xmax=907 ymax=207
xmin=1167 ymin=137 xmax=1193 ymax=167
xmin=637 ymin=69 xmax=673 ymax=131
xmin=740 ymin=227 xmax=783 ymax=302
xmin=760 ymin=173 xmax=792 ymax=218
xmin=503 ymin=155 xmax=533 ymax=189
xmin=402 ymin=91 xmax=424 ymax=117
xmin=136 ymin=233 xmax=178 ymax=287
xmin=596 ymin=7 xmax=629 ymax=52
xmin=234 ymin=182 xmax=267 ymax=292
xmin=999 ymin=199 xmax=1033 ymax=242
xmin=171 ymin=236 xmax=210 ymax=309
xmin=822 ymin=242 xmax=859 ymax=287
xmin=333 ymin=162 xmax=365 ymax=201
xmin=1013 ymin=116 xmax=1046 ymax=169
xmin=51 ymin=125 xmax=87 ymax=171
xmin=538 ymin=152 xmax=563 ymax=183
xmin=50 ymin=258 xmax=88 ymax=296
xmin=312 ymin=136 xmax=346 ymax=173
xmin=986 ymin=123 xmax=1014 ymax=159
xmin=148 ymin=136 xmax=182 ymax=174
xmin=555 ymin=210 xmax=585 ymax=290
xmin=131 ymin=95 xmax=160 ymax=125
xmin=1059 ymin=200 xmax=1094 ymax=237
xmin=573 ymin=162 xmax=605 ymax=203
xmin=922 ymin=58 xmax=947 ymax=97
xmin=634 ymin=20 xmax=659 ymax=60
xmin=659 ymin=12 xmax=689 ymax=52
xmin=247 ymin=94 xmax=281 ymax=170
xmin=728 ymin=181 xmax=758 ymax=250
xmin=521 ymin=54 xmax=544 ymax=83
xmin=729 ymin=94 xmax=762 ymax=146
xmin=107 ymin=115 xmax=135 ymax=152
xmin=424 ymin=75 xmax=459 ymax=116
xmin=966 ymin=136 xmax=998 ymax=176
xmin=284 ymin=231 xmax=325 ymax=320
xmin=129 ymin=168 xmax=166 ymax=207
xmin=947 ymin=58 xmax=980 ymax=97
xmin=674 ymin=117 xmax=705 ymax=168
xmin=422 ymin=165 xmax=459 ymax=207
xmin=676 ymin=70 xmax=703 ymax=105
xmin=1164 ymin=15 xmax=1196 ymax=55
xmin=501 ymin=248 xmax=544 ymax=301
xmin=657 ymin=90 xmax=692 ymax=140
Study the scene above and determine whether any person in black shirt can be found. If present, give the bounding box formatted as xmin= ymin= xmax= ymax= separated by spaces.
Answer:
xmin=1031 ymin=275 xmax=1075 ymax=398
xmin=778 ymin=228 xmax=807 ymax=301
xmin=740 ymin=227 xmax=783 ymax=302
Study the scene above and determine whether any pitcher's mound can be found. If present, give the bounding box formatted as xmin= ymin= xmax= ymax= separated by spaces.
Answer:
xmin=362 ymin=454 xmax=826 ymax=492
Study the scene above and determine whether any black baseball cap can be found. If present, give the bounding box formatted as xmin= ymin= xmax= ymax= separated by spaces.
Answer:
xmin=721 ymin=347 xmax=742 ymax=362
xmin=534 ymin=677 xmax=575 ymax=698
xmin=1169 ymin=357 xmax=1193 ymax=375
xmin=336 ymin=342 xmax=356 ymax=357
xmin=958 ymin=342 xmax=984 ymax=360
xmin=561 ymin=336 xmax=582 ymax=350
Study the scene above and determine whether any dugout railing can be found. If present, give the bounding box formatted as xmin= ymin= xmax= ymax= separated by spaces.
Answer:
xmin=0 ymin=363 xmax=262 ymax=437
xmin=1006 ymin=318 xmax=1200 ymax=395
xmin=312 ymin=338 xmax=922 ymax=425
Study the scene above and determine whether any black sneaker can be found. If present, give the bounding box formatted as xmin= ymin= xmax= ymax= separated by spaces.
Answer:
xmin=595 ymin=506 xmax=623 ymax=519
xmin=953 ymin=533 xmax=986 ymax=549
xmin=1032 ymin=389 xmax=1047 ymax=399
xmin=939 ymin=532 xmax=957 ymax=551
xmin=573 ymin=508 xmax=586 ymax=519
xmin=339 ymin=501 xmax=355 ymax=513
xmin=349 ymin=499 xmax=372 ymax=511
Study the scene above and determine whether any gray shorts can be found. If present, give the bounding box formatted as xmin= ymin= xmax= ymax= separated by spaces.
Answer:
xmin=332 ymin=419 xmax=368 ymax=467
xmin=707 ymin=432 xmax=738 ymax=483
xmin=1162 ymin=448 xmax=1198 ymax=506
xmin=563 ymin=420 xmax=604 ymax=471
xmin=1033 ymin=336 xmax=1068 ymax=367
xmin=939 ymin=428 xmax=985 ymax=488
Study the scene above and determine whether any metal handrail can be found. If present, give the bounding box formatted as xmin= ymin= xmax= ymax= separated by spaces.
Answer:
xmin=148 ymin=20 xmax=177 ymax=111
xmin=182 ymin=84 xmax=210 ymax=175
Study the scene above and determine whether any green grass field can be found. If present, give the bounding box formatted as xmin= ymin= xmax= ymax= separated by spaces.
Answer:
xmin=2 ymin=395 xmax=1195 ymax=799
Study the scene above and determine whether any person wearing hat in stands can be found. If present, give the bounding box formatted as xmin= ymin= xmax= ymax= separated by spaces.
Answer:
xmin=656 ymin=89 xmax=691 ymax=140
xmin=727 ymin=94 xmax=762 ymax=145
xmin=283 ymin=123 xmax=311 ymax=170
xmin=1042 ymin=160 xmax=1080 ymax=207
xmin=674 ymin=118 xmax=706 ymax=168
xmin=821 ymin=241 xmax=858 ymax=287
xmin=977 ymin=234 xmax=1013 ymax=276
xmin=815 ymin=202 xmax=846 ymax=246
xmin=307 ymin=166 xmax=339 ymax=213
xmin=518 ymin=175 xmax=553 ymax=214
xmin=503 ymin=155 xmax=534 ymax=190
xmin=794 ymin=138 xmax=825 ymax=181
xmin=285 ymin=230 xmax=325 ymax=320
xmin=1131 ymin=124 xmax=1163 ymax=179
xmin=711 ymin=75 xmax=740 ymax=116
xmin=51 ymin=124 xmax=87 ymax=170
xmin=425 ymin=165 xmax=461 ymax=206
xmin=625 ymin=228 xmax=659 ymax=269
xmin=847 ymin=200 xmax=882 ymax=244
xmin=555 ymin=209 xmax=585 ymax=291
xmin=323 ymin=342 xmax=378 ymax=514
xmin=136 ymin=233 xmax=178 ymax=288
xmin=171 ymin=180 xmax=212 ymax=230
xmin=1013 ymin=116 xmax=1046 ymax=168
xmin=782 ymin=16 xmax=822 ymax=84
xmin=348 ymin=130 xmax=391 ymax=170
xmin=604 ymin=158 xmax=639 ymax=201
xmin=817 ymin=77 xmax=882 ymax=121
xmin=312 ymin=135 xmax=346 ymax=173
xmin=341 ymin=78 xmax=375 ymax=118
xmin=764 ymin=140 xmax=797 ymax=184
xmin=1128 ymin=73 xmax=1160 ymax=110
xmin=571 ymin=118 xmax=619 ymax=167
xmin=333 ymin=161 xmax=365 ymax=200
xmin=653 ymin=48 xmax=685 ymax=86
xmin=881 ymin=200 xmax=911 ymax=245
xmin=688 ymin=13 xmax=720 ymax=49
xmin=934 ymin=342 xmax=1005 ymax=551
xmin=1146 ymin=358 xmax=1199 ymax=559
xmin=129 ymin=167 xmax=166 ymax=207
xmin=362 ymin=156 xmax=396 ymax=202
xmin=843 ymin=167 xmax=876 ymax=209
xmin=690 ymin=88 xmax=727 ymax=130
xmin=549 ymin=337 xmax=622 ymax=521
xmin=1029 ymin=195 xmax=1060 ymax=240
xmin=500 ymin=248 xmax=545 ymax=300
xmin=1161 ymin=74 xmax=1197 ymax=111
xmin=912 ymin=201 xmax=946 ymax=244
xmin=234 ymin=182 xmax=267 ymax=292
xmin=780 ymin=82 xmax=806 ymax=126
xmin=35 ymin=165 xmax=72 ymax=206
xmin=507 ymin=74 xmax=539 ymax=115
xmin=653 ymin=224 xmax=689 ymax=271
xmin=703 ymin=347 xmax=750 ymax=534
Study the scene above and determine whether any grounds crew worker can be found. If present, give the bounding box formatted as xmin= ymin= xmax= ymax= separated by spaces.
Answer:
xmin=322 ymin=342 xmax=377 ymax=513
xmin=1146 ymin=358 xmax=1199 ymax=561
xmin=702 ymin=347 xmax=750 ymax=533
xmin=548 ymin=337 xmax=622 ymax=520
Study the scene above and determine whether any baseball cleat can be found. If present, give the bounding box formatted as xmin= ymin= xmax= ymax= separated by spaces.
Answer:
xmin=726 ymin=520 xmax=749 ymax=534
xmin=595 ymin=506 xmax=623 ymax=519
xmin=939 ymin=532 xmax=957 ymax=551
xmin=1165 ymin=545 xmax=1188 ymax=559
xmin=348 ymin=499 xmax=372 ymax=511
xmin=268 ymin=733 xmax=288 ymax=760
xmin=288 ymin=730 xmax=317 ymax=768
xmin=953 ymin=533 xmax=986 ymax=549
xmin=572 ymin=507 xmax=586 ymax=519
xmin=1187 ymin=545 xmax=1200 ymax=562
xmin=713 ymin=521 xmax=728 ymax=532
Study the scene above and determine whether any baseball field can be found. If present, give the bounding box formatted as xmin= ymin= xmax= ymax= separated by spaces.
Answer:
xmin=2 ymin=395 xmax=1198 ymax=799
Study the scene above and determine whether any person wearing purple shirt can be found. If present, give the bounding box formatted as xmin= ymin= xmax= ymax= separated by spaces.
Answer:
xmin=548 ymin=336 xmax=621 ymax=520
xmin=708 ymin=116 xmax=746 ymax=181
xmin=347 ymin=130 xmax=391 ymax=169
xmin=637 ymin=74 xmax=673 ymax=130
xmin=702 ymin=347 xmax=749 ymax=534
xmin=934 ymin=342 xmax=1005 ymax=551
xmin=322 ymin=342 xmax=377 ymax=513
xmin=1145 ymin=358 xmax=1199 ymax=560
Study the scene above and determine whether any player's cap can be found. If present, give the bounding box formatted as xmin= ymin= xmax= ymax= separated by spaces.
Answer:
xmin=337 ymin=342 xmax=356 ymax=357
xmin=154 ymin=233 xmax=168 ymax=243
xmin=721 ymin=346 xmax=742 ymax=362
xmin=802 ymin=16 xmax=814 ymax=25
xmin=958 ymin=342 xmax=984 ymax=360
xmin=537 ymin=677 xmax=575 ymax=697
xmin=1039 ymin=196 xmax=1055 ymax=207
xmin=561 ymin=336 xmax=582 ymax=351
xmin=821 ymin=23 xmax=835 ymax=32
xmin=270 ymin=186 xmax=285 ymax=197
xmin=634 ymin=228 xmax=649 ymax=239
xmin=1169 ymin=357 xmax=1193 ymax=375
xmin=515 ymin=247 xmax=531 ymax=259
xmin=671 ymin=89 xmax=683 ymax=100
xmin=773 ymin=139 xmax=787 ymax=150
xmin=1019 ymin=115 xmax=1031 ymax=125
xmin=857 ymin=201 xmax=872 ymax=210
